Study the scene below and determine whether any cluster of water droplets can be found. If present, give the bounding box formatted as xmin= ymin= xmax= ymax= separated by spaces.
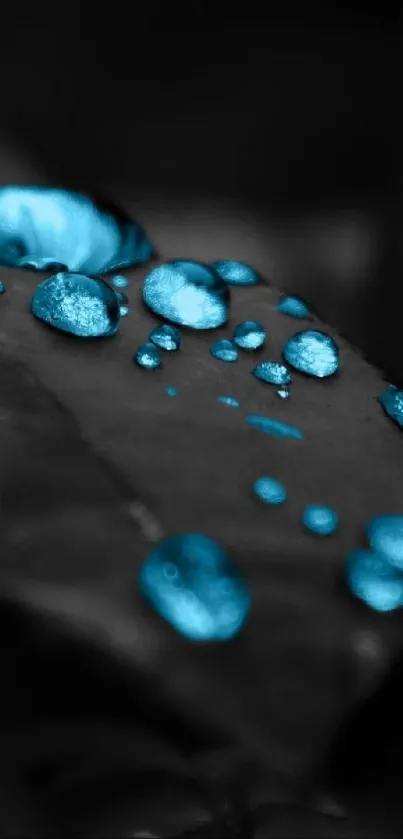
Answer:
xmin=346 ymin=516 xmax=403 ymax=612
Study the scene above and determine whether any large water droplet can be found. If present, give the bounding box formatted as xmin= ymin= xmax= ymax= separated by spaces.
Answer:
xmin=252 ymin=360 xmax=291 ymax=385
xmin=302 ymin=504 xmax=338 ymax=535
xmin=211 ymin=260 xmax=259 ymax=286
xmin=253 ymin=476 xmax=287 ymax=505
xmin=247 ymin=413 xmax=304 ymax=440
xmin=233 ymin=320 xmax=266 ymax=350
xmin=165 ymin=386 xmax=178 ymax=397
xmin=346 ymin=549 xmax=403 ymax=612
xmin=283 ymin=330 xmax=339 ymax=378
xmin=367 ymin=515 xmax=403 ymax=570
xmin=134 ymin=342 xmax=161 ymax=370
xmin=31 ymin=271 xmax=120 ymax=337
xmin=112 ymin=274 xmax=129 ymax=288
xmin=210 ymin=339 xmax=239 ymax=363
xmin=139 ymin=533 xmax=251 ymax=641
xmin=217 ymin=395 xmax=240 ymax=408
xmin=143 ymin=261 xmax=229 ymax=329
xmin=149 ymin=324 xmax=181 ymax=352
xmin=277 ymin=295 xmax=311 ymax=319
xmin=378 ymin=386 xmax=403 ymax=430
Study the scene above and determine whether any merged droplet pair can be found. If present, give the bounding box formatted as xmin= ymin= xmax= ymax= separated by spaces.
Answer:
xmin=135 ymin=324 xmax=181 ymax=370
xmin=210 ymin=319 xmax=266 ymax=363
xmin=347 ymin=516 xmax=403 ymax=612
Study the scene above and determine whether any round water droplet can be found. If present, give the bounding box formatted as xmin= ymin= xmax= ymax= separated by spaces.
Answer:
xmin=277 ymin=295 xmax=311 ymax=319
xmin=0 ymin=281 xmax=5 ymax=294
xmin=210 ymin=339 xmax=238 ymax=363
xmin=367 ymin=515 xmax=403 ymax=569
xmin=143 ymin=260 xmax=229 ymax=330
xmin=252 ymin=360 xmax=291 ymax=385
xmin=253 ymin=476 xmax=287 ymax=505
xmin=283 ymin=330 xmax=339 ymax=378
xmin=31 ymin=271 xmax=120 ymax=337
xmin=134 ymin=342 xmax=161 ymax=370
xmin=346 ymin=549 xmax=403 ymax=612
xmin=112 ymin=274 xmax=129 ymax=288
xmin=212 ymin=260 xmax=259 ymax=286
xmin=247 ymin=413 xmax=304 ymax=440
xmin=217 ymin=395 xmax=240 ymax=408
xmin=277 ymin=388 xmax=290 ymax=399
xmin=165 ymin=386 xmax=178 ymax=397
xmin=139 ymin=533 xmax=251 ymax=641
xmin=119 ymin=305 xmax=129 ymax=317
xmin=378 ymin=386 xmax=403 ymax=430
xmin=302 ymin=504 xmax=338 ymax=535
xmin=149 ymin=323 xmax=181 ymax=351
xmin=233 ymin=320 xmax=266 ymax=350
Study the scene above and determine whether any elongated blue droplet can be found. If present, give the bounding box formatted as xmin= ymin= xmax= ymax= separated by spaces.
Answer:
xmin=212 ymin=260 xmax=259 ymax=286
xmin=277 ymin=388 xmax=290 ymax=399
xmin=346 ymin=549 xmax=403 ymax=612
xmin=283 ymin=330 xmax=339 ymax=378
xmin=233 ymin=320 xmax=266 ymax=350
xmin=247 ymin=414 xmax=304 ymax=440
xmin=149 ymin=324 xmax=181 ymax=351
xmin=302 ymin=504 xmax=338 ymax=535
xmin=165 ymin=386 xmax=178 ymax=397
xmin=143 ymin=261 xmax=229 ymax=329
xmin=378 ymin=386 xmax=403 ymax=430
xmin=112 ymin=274 xmax=129 ymax=288
xmin=139 ymin=533 xmax=251 ymax=641
xmin=210 ymin=339 xmax=238 ymax=363
xmin=367 ymin=515 xmax=403 ymax=570
xmin=134 ymin=342 xmax=161 ymax=369
xmin=253 ymin=477 xmax=287 ymax=505
xmin=217 ymin=395 xmax=240 ymax=408
xmin=0 ymin=281 xmax=5 ymax=294
xmin=253 ymin=360 xmax=291 ymax=385
xmin=31 ymin=271 xmax=120 ymax=337
xmin=277 ymin=295 xmax=311 ymax=319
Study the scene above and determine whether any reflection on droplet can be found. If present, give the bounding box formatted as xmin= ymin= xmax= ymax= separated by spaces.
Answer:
xmin=139 ymin=533 xmax=251 ymax=641
xmin=378 ymin=386 xmax=403 ymax=430
xmin=302 ymin=504 xmax=338 ymax=535
xmin=277 ymin=295 xmax=311 ymax=319
xmin=119 ymin=305 xmax=129 ymax=317
xmin=31 ymin=271 xmax=120 ymax=337
xmin=210 ymin=339 xmax=238 ymax=363
xmin=212 ymin=260 xmax=259 ymax=286
xmin=252 ymin=360 xmax=291 ymax=385
xmin=346 ymin=549 xmax=403 ymax=612
xmin=0 ymin=281 xmax=5 ymax=294
xmin=277 ymin=388 xmax=290 ymax=399
xmin=253 ymin=476 xmax=287 ymax=505
xmin=165 ymin=386 xmax=178 ymax=397
xmin=233 ymin=320 xmax=266 ymax=350
xmin=135 ymin=342 xmax=161 ymax=369
xmin=367 ymin=515 xmax=403 ymax=570
xmin=247 ymin=413 xmax=303 ymax=440
xmin=112 ymin=274 xmax=129 ymax=288
xmin=143 ymin=261 xmax=229 ymax=329
xmin=283 ymin=330 xmax=339 ymax=378
xmin=149 ymin=323 xmax=181 ymax=351
xmin=217 ymin=395 xmax=240 ymax=408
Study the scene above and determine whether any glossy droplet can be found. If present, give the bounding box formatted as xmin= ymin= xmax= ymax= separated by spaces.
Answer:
xmin=217 ymin=395 xmax=240 ymax=408
xmin=149 ymin=323 xmax=181 ymax=351
xmin=346 ymin=549 xmax=403 ymax=612
xmin=283 ymin=330 xmax=339 ymax=378
xmin=367 ymin=515 xmax=403 ymax=570
xmin=143 ymin=261 xmax=229 ymax=329
xmin=253 ymin=360 xmax=291 ymax=385
xmin=247 ymin=413 xmax=303 ymax=440
xmin=119 ymin=305 xmax=129 ymax=317
xmin=112 ymin=274 xmax=129 ymax=288
xmin=253 ymin=476 xmax=287 ymax=505
xmin=212 ymin=260 xmax=258 ymax=286
xmin=165 ymin=386 xmax=178 ymax=397
xmin=31 ymin=271 xmax=120 ymax=337
xmin=277 ymin=388 xmax=290 ymax=399
xmin=378 ymin=386 xmax=403 ymax=430
xmin=210 ymin=339 xmax=238 ymax=363
xmin=139 ymin=533 xmax=251 ymax=641
xmin=277 ymin=295 xmax=311 ymax=319
xmin=302 ymin=504 xmax=338 ymax=536
xmin=233 ymin=320 xmax=266 ymax=350
xmin=0 ymin=281 xmax=5 ymax=294
xmin=135 ymin=342 xmax=161 ymax=369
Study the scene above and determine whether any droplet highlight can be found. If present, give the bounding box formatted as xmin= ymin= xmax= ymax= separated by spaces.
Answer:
xmin=212 ymin=260 xmax=259 ymax=286
xmin=143 ymin=260 xmax=229 ymax=329
xmin=277 ymin=295 xmax=311 ymax=319
xmin=247 ymin=413 xmax=304 ymax=440
xmin=252 ymin=360 xmax=291 ymax=385
xmin=253 ymin=477 xmax=287 ymax=505
xmin=233 ymin=320 xmax=266 ymax=350
xmin=135 ymin=342 xmax=161 ymax=370
xmin=217 ymin=395 xmax=240 ymax=409
xmin=31 ymin=271 xmax=120 ymax=338
xmin=149 ymin=324 xmax=181 ymax=352
xmin=367 ymin=515 xmax=403 ymax=570
xmin=210 ymin=339 xmax=239 ymax=363
xmin=346 ymin=549 xmax=403 ymax=612
xmin=112 ymin=274 xmax=129 ymax=288
xmin=378 ymin=386 xmax=403 ymax=430
xmin=283 ymin=330 xmax=339 ymax=378
xmin=302 ymin=504 xmax=338 ymax=536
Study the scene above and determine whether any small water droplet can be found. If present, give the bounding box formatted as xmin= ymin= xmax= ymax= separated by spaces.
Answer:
xmin=252 ymin=360 xmax=291 ymax=385
xmin=253 ymin=476 xmax=287 ymax=505
xmin=31 ymin=271 xmax=120 ymax=337
xmin=115 ymin=290 xmax=128 ymax=304
xmin=149 ymin=323 xmax=181 ymax=351
xmin=119 ymin=305 xmax=129 ymax=317
xmin=277 ymin=388 xmax=290 ymax=399
xmin=367 ymin=515 xmax=403 ymax=569
xmin=302 ymin=504 xmax=338 ymax=535
xmin=165 ymin=386 xmax=178 ymax=397
xmin=143 ymin=261 xmax=229 ymax=329
xmin=210 ymin=339 xmax=239 ymax=363
xmin=283 ymin=330 xmax=339 ymax=378
xmin=346 ymin=549 xmax=403 ymax=612
xmin=247 ymin=413 xmax=303 ymax=440
xmin=211 ymin=260 xmax=259 ymax=286
xmin=134 ymin=342 xmax=161 ymax=369
xmin=138 ymin=533 xmax=251 ymax=641
xmin=378 ymin=386 xmax=403 ymax=430
xmin=233 ymin=320 xmax=266 ymax=350
xmin=217 ymin=395 xmax=240 ymax=408
xmin=277 ymin=295 xmax=311 ymax=319
xmin=112 ymin=274 xmax=129 ymax=288
xmin=0 ymin=281 xmax=5 ymax=294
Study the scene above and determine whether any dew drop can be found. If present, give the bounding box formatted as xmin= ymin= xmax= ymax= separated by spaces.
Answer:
xmin=253 ymin=476 xmax=287 ymax=505
xmin=134 ymin=342 xmax=161 ymax=370
xmin=211 ymin=260 xmax=259 ymax=286
xmin=165 ymin=386 xmax=178 ymax=397
xmin=119 ymin=305 xmax=129 ymax=317
xmin=277 ymin=295 xmax=311 ymax=319
xmin=346 ymin=549 xmax=403 ymax=612
xmin=247 ymin=413 xmax=304 ymax=440
xmin=112 ymin=274 xmax=129 ymax=288
xmin=277 ymin=388 xmax=290 ymax=399
xmin=302 ymin=504 xmax=338 ymax=536
xmin=0 ymin=281 xmax=5 ymax=294
xmin=283 ymin=330 xmax=339 ymax=378
xmin=217 ymin=395 xmax=240 ymax=408
xmin=367 ymin=515 xmax=403 ymax=570
xmin=378 ymin=386 xmax=403 ymax=430
xmin=210 ymin=339 xmax=239 ymax=363
xmin=233 ymin=320 xmax=266 ymax=350
xmin=143 ymin=260 xmax=229 ymax=329
xmin=149 ymin=323 xmax=181 ymax=351
xmin=31 ymin=271 xmax=120 ymax=337
xmin=138 ymin=533 xmax=251 ymax=641
xmin=252 ymin=360 xmax=291 ymax=385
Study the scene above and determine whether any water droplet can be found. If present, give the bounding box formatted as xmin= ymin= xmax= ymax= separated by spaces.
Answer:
xmin=210 ymin=339 xmax=239 ymax=363
xmin=247 ymin=413 xmax=304 ymax=440
xmin=119 ymin=305 xmax=129 ymax=317
xmin=115 ymin=290 xmax=128 ymax=304
xmin=378 ymin=386 xmax=403 ymax=430
xmin=0 ymin=281 xmax=5 ymax=294
xmin=277 ymin=295 xmax=311 ymax=319
xmin=211 ymin=260 xmax=259 ymax=286
xmin=253 ymin=476 xmax=287 ymax=505
xmin=138 ymin=533 xmax=251 ymax=641
xmin=346 ymin=549 xmax=403 ymax=612
xmin=302 ymin=504 xmax=338 ymax=535
xmin=217 ymin=395 xmax=240 ymax=408
xmin=149 ymin=323 xmax=181 ymax=351
xmin=165 ymin=386 xmax=178 ymax=397
xmin=367 ymin=515 xmax=403 ymax=569
xmin=283 ymin=330 xmax=339 ymax=378
xmin=31 ymin=271 xmax=120 ymax=337
xmin=143 ymin=260 xmax=229 ymax=329
xmin=112 ymin=274 xmax=129 ymax=288
xmin=252 ymin=360 xmax=291 ymax=385
xmin=277 ymin=388 xmax=290 ymax=399
xmin=233 ymin=320 xmax=266 ymax=350
xmin=134 ymin=342 xmax=161 ymax=370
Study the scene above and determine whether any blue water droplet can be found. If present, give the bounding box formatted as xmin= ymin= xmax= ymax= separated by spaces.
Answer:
xmin=247 ymin=413 xmax=304 ymax=440
xmin=139 ymin=533 xmax=251 ymax=641
xmin=31 ymin=271 xmax=120 ymax=337
xmin=119 ymin=305 xmax=129 ymax=317
xmin=253 ymin=477 xmax=287 ymax=505
xmin=0 ymin=281 xmax=5 ymax=294
xmin=302 ymin=504 xmax=338 ymax=536
xmin=378 ymin=386 xmax=403 ymax=430
xmin=143 ymin=261 xmax=229 ymax=330
xmin=277 ymin=295 xmax=311 ymax=319
xmin=233 ymin=320 xmax=266 ymax=350
xmin=212 ymin=260 xmax=259 ymax=286
xmin=134 ymin=342 xmax=161 ymax=370
xmin=165 ymin=386 xmax=178 ymax=397
xmin=112 ymin=274 xmax=129 ymax=288
xmin=346 ymin=549 xmax=403 ymax=612
xmin=283 ymin=330 xmax=339 ymax=378
xmin=210 ymin=339 xmax=239 ymax=363
xmin=114 ymin=290 xmax=128 ymax=304
xmin=277 ymin=388 xmax=290 ymax=399
xmin=217 ymin=395 xmax=240 ymax=408
xmin=367 ymin=515 xmax=403 ymax=570
xmin=252 ymin=360 xmax=291 ymax=385
xmin=149 ymin=323 xmax=181 ymax=352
